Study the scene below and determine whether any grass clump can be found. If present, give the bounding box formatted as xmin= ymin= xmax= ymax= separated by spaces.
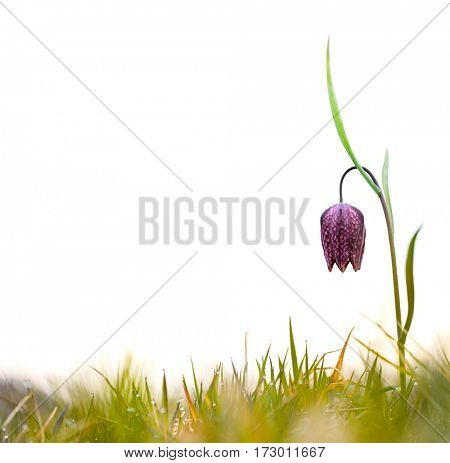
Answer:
xmin=0 ymin=321 xmax=448 ymax=443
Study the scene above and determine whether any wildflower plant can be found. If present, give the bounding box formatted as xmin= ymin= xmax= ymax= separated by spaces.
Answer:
xmin=324 ymin=40 xmax=421 ymax=395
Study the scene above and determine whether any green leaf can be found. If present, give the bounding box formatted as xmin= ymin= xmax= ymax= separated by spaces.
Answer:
xmin=182 ymin=376 xmax=198 ymax=423
xmin=401 ymin=227 xmax=422 ymax=345
xmin=206 ymin=367 xmax=220 ymax=404
xmin=326 ymin=40 xmax=381 ymax=195
xmin=289 ymin=318 xmax=299 ymax=381
xmin=52 ymin=403 xmax=68 ymax=436
xmin=329 ymin=328 xmax=354 ymax=385
xmin=382 ymin=150 xmax=394 ymax=232
xmin=191 ymin=358 xmax=202 ymax=407
xmin=162 ymin=371 xmax=169 ymax=425
xmin=364 ymin=357 xmax=378 ymax=399
xmin=91 ymin=366 xmax=128 ymax=407
xmin=144 ymin=376 xmax=153 ymax=410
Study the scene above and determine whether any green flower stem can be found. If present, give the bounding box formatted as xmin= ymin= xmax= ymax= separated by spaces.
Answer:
xmin=379 ymin=192 xmax=406 ymax=395
xmin=340 ymin=166 xmax=406 ymax=395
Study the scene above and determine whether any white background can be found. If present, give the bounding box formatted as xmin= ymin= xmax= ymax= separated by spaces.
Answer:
xmin=0 ymin=0 xmax=448 ymax=389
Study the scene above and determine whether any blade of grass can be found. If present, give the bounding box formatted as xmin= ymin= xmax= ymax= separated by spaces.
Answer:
xmin=35 ymin=406 xmax=58 ymax=442
xmin=144 ymin=377 xmax=153 ymax=410
xmin=278 ymin=355 xmax=289 ymax=397
xmin=191 ymin=358 xmax=202 ymax=407
xmin=230 ymin=359 xmax=240 ymax=384
xmin=52 ymin=403 xmax=68 ymax=436
xmin=243 ymin=331 xmax=248 ymax=386
xmin=13 ymin=426 xmax=28 ymax=443
xmin=289 ymin=318 xmax=299 ymax=382
xmin=304 ymin=342 xmax=309 ymax=387
xmin=30 ymin=391 xmax=44 ymax=442
xmin=1 ymin=392 xmax=32 ymax=429
xmin=145 ymin=377 xmax=160 ymax=430
xmin=162 ymin=371 xmax=168 ymax=417
xmin=91 ymin=367 xmax=128 ymax=407
xmin=252 ymin=346 xmax=271 ymax=399
xmin=330 ymin=328 xmax=354 ymax=384
xmin=182 ymin=376 xmax=197 ymax=423
xmin=364 ymin=357 xmax=379 ymax=399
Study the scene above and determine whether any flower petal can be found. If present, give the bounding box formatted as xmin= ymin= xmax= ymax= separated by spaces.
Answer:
xmin=320 ymin=203 xmax=366 ymax=273
xmin=320 ymin=207 xmax=336 ymax=271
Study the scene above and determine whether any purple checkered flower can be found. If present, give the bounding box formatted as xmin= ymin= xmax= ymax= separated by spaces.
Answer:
xmin=320 ymin=203 xmax=366 ymax=272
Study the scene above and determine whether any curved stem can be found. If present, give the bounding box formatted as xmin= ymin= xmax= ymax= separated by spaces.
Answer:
xmin=339 ymin=166 xmax=380 ymax=202
xmin=340 ymin=166 xmax=406 ymax=394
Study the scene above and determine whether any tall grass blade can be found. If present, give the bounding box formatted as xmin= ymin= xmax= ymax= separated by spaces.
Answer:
xmin=162 ymin=371 xmax=169 ymax=416
xmin=191 ymin=358 xmax=202 ymax=407
xmin=244 ymin=331 xmax=248 ymax=386
xmin=330 ymin=328 xmax=354 ymax=385
xmin=52 ymin=403 xmax=68 ymax=436
xmin=1 ymin=392 xmax=32 ymax=429
xmin=364 ymin=357 xmax=378 ymax=399
xmin=91 ymin=366 xmax=128 ymax=407
xmin=304 ymin=343 xmax=309 ymax=386
xmin=289 ymin=318 xmax=299 ymax=381
xmin=35 ymin=406 xmax=58 ymax=442
xmin=31 ymin=391 xmax=44 ymax=442
xmin=253 ymin=347 xmax=271 ymax=399
xmin=278 ymin=356 xmax=288 ymax=395
xmin=144 ymin=377 xmax=153 ymax=410
xmin=182 ymin=376 xmax=197 ymax=423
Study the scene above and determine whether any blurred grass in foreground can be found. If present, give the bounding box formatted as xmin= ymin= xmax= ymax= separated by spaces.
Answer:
xmin=1 ymin=320 xmax=448 ymax=443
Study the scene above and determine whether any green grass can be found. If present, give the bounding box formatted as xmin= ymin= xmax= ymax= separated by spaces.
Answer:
xmin=1 ymin=321 xmax=448 ymax=443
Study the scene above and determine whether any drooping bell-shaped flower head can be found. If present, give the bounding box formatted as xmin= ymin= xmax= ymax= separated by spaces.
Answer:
xmin=320 ymin=203 xmax=366 ymax=272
